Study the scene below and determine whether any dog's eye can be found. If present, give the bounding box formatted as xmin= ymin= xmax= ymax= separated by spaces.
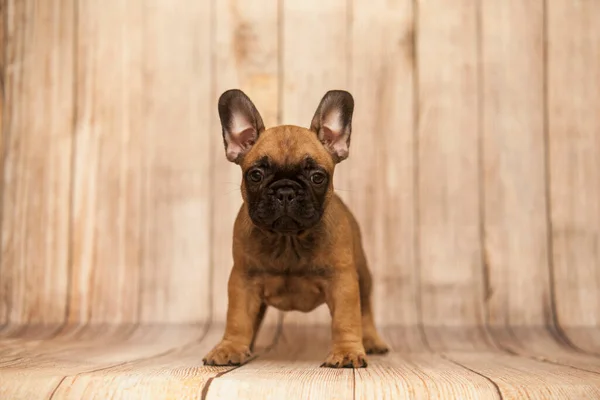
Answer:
xmin=310 ymin=172 xmax=326 ymax=185
xmin=248 ymin=169 xmax=263 ymax=183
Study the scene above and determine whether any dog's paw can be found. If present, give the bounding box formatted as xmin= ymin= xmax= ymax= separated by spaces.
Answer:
xmin=320 ymin=345 xmax=367 ymax=368
xmin=363 ymin=336 xmax=390 ymax=355
xmin=202 ymin=340 xmax=252 ymax=366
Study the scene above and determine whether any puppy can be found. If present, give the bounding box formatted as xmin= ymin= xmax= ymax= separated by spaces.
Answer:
xmin=203 ymin=89 xmax=388 ymax=368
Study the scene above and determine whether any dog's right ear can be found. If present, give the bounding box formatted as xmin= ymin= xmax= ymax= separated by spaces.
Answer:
xmin=218 ymin=89 xmax=265 ymax=164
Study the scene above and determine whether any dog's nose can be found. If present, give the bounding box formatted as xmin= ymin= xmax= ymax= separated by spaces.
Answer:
xmin=275 ymin=187 xmax=296 ymax=204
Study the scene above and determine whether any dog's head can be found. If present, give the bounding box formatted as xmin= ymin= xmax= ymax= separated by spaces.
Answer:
xmin=218 ymin=89 xmax=354 ymax=234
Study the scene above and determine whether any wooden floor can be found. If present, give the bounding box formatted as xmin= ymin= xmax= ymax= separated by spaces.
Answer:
xmin=1 ymin=322 xmax=599 ymax=399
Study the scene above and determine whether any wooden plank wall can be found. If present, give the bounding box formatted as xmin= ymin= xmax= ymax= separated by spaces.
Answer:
xmin=0 ymin=0 xmax=598 ymax=343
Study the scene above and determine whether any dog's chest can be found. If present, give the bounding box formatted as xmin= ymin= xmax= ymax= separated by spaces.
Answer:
xmin=249 ymin=267 xmax=330 ymax=312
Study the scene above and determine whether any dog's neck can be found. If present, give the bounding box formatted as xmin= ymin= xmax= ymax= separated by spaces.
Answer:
xmin=249 ymin=221 xmax=326 ymax=262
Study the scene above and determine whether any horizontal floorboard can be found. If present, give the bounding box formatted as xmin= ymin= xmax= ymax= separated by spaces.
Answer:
xmin=0 ymin=325 xmax=598 ymax=399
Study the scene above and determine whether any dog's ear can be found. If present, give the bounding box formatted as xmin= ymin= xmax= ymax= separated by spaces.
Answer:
xmin=309 ymin=90 xmax=354 ymax=163
xmin=218 ymin=89 xmax=265 ymax=164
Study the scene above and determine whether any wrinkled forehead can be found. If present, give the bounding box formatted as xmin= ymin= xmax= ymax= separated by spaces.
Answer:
xmin=242 ymin=125 xmax=334 ymax=172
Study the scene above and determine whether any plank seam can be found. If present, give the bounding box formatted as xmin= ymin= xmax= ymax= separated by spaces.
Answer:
xmin=64 ymin=0 xmax=79 ymax=328
xmin=0 ymin=0 xmax=12 ymax=328
xmin=207 ymin=0 xmax=217 ymax=328
xmin=542 ymin=0 xmax=566 ymax=352
xmin=48 ymin=376 xmax=68 ymax=400
xmin=475 ymin=0 xmax=493 ymax=331
xmin=136 ymin=0 xmax=146 ymax=326
xmin=540 ymin=0 xmax=600 ymax=358
xmin=351 ymin=365 xmax=356 ymax=400
xmin=440 ymin=354 xmax=504 ymax=399
xmin=200 ymin=312 xmax=284 ymax=400
xmin=531 ymin=356 xmax=600 ymax=376
xmin=494 ymin=325 xmax=600 ymax=376
xmin=412 ymin=0 xmax=429 ymax=353
xmin=44 ymin=321 xmax=212 ymax=397
xmin=72 ymin=322 xmax=213 ymax=377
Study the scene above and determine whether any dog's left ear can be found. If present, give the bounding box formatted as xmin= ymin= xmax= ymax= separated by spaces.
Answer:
xmin=310 ymin=90 xmax=354 ymax=163
xmin=218 ymin=89 xmax=265 ymax=164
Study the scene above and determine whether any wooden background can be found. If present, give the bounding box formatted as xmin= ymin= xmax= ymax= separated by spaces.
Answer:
xmin=0 ymin=0 xmax=598 ymax=345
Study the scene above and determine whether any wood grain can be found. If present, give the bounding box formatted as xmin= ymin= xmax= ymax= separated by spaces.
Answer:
xmin=0 ymin=325 xmax=204 ymax=399
xmin=0 ymin=3 xmax=5 ymax=318
xmin=205 ymin=325 xmax=354 ymax=400
xmin=348 ymin=0 xmax=417 ymax=326
xmin=0 ymin=0 xmax=75 ymax=325
xmin=70 ymin=0 xmax=144 ymax=324
xmin=355 ymin=330 xmax=501 ymax=399
xmin=427 ymin=327 xmax=600 ymax=399
xmin=449 ymin=351 xmax=600 ymax=399
xmin=49 ymin=324 xmax=281 ymax=400
xmin=1 ymin=0 xmax=600 ymax=398
xmin=47 ymin=323 xmax=277 ymax=399
xmin=490 ymin=326 xmax=600 ymax=374
xmin=138 ymin=0 xmax=212 ymax=324
xmin=1 ymin=326 xmax=599 ymax=399
xmin=480 ymin=0 xmax=551 ymax=327
xmin=210 ymin=0 xmax=280 ymax=326
xmin=547 ymin=0 xmax=600 ymax=329
xmin=417 ymin=0 xmax=484 ymax=331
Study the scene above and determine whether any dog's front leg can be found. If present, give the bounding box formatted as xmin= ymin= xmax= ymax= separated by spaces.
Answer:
xmin=322 ymin=269 xmax=367 ymax=368
xmin=203 ymin=267 xmax=261 ymax=366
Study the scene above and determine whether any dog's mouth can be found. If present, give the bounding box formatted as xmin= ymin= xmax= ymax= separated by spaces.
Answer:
xmin=271 ymin=216 xmax=303 ymax=234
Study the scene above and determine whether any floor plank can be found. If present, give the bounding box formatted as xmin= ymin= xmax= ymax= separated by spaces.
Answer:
xmin=49 ymin=323 xmax=278 ymax=399
xmin=2 ymin=325 xmax=599 ymax=399
xmin=563 ymin=327 xmax=600 ymax=356
xmin=425 ymin=327 xmax=600 ymax=399
xmin=490 ymin=326 xmax=600 ymax=374
xmin=448 ymin=352 xmax=600 ymax=399
xmin=204 ymin=325 xmax=354 ymax=400
xmin=50 ymin=326 xmax=223 ymax=399
xmin=0 ymin=324 xmax=205 ymax=400
xmin=355 ymin=330 xmax=501 ymax=399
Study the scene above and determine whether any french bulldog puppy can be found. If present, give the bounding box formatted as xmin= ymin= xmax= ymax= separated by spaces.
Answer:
xmin=203 ymin=89 xmax=388 ymax=368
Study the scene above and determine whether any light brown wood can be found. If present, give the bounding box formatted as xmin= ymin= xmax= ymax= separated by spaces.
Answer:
xmin=417 ymin=0 xmax=484 ymax=331
xmin=205 ymin=325 xmax=354 ymax=399
xmin=355 ymin=329 xmax=501 ymax=399
xmin=1 ymin=0 xmax=600 ymax=398
xmin=0 ymin=325 xmax=204 ymax=399
xmin=0 ymin=0 xmax=75 ymax=325
xmin=481 ymin=0 xmax=552 ymax=327
xmin=71 ymin=0 xmax=144 ymax=324
xmin=51 ymin=324 xmax=279 ymax=399
xmin=137 ymin=0 xmax=212 ymax=324
xmin=2 ymin=326 xmax=598 ymax=399
xmin=448 ymin=352 xmax=600 ymax=399
xmin=427 ymin=327 xmax=600 ymax=400
xmin=490 ymin=326 xmax=600 ymax=374
xmin=547 ymin=0 xmax=600 ymax=330
xmin=349 ymin=0 xmax=418 ymax=327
